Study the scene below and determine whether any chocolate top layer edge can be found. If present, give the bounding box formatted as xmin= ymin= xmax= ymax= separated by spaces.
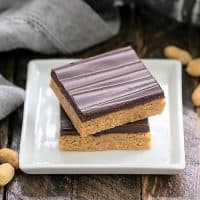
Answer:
xmin=60 ymin=108 xmax=150 ymax=136
xmin=51 ymin=46 xmax=164 ymax=121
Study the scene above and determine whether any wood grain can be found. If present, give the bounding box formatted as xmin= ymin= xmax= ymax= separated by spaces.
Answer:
xmin=72 ymin=175 xmax=141 ymax=200
xmin=0 ymin=52 xmax=15 ymax=148
xmin=6 ymin=171 xmax=73 ymax=200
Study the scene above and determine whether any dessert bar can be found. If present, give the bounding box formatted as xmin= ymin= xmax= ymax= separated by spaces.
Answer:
xmin=59 ymin=109 xmax=151 ymax=151
xmin=51 ymin=46 xmax=165 ymax=136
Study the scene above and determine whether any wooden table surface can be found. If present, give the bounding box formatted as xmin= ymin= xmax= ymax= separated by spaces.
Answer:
xmin=0 ymin=5 xmax=200 ymax=200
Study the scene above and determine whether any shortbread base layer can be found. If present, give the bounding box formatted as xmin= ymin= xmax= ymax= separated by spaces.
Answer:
xmin=51 ymin=79 xmax=165 ymax=137
xmin=59 ymin=132 xmax=151 ymax=151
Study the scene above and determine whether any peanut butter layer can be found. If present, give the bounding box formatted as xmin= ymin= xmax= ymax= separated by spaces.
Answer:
xmin=60 ymin=109 xmax=151 ymax=151
xmin=51 ymin=80 xmax=164 ymax=136
xmin=51 ymin=46 xmax=165 ymax=122
xmin=59 ymin=133 xmax=151 ymax=151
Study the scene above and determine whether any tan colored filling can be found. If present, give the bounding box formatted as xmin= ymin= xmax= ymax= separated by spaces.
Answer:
xmin=51 ymin=80 xmax=165 ymax=137
xmin=59 ymin=132 xmax=151 ymax=151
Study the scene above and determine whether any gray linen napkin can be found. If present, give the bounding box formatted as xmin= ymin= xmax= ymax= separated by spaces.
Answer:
xmin=0 ymin=0 xmax=120 ymax=54
xmin=0 ymin=75 xmax=24 ymax=120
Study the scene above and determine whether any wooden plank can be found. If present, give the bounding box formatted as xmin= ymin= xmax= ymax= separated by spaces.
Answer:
xmin=72 ymin=175 xmax=141 ymax=200
xmin=5 ymin=53 xmax=73 ymax=200
xmin=0 ymin=52 xmax=15 ymax=200
xmin=0 ymin=52 xmax=15 ymax=80
xmin=142 ymin=165 xmax=200 ymax=200
xmin=0 ymin=119 xmax=8 ymax=148
xmin=0 ymin=52 xmax=15 ymax=149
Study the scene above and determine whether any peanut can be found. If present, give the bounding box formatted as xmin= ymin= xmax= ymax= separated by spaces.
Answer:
xmin=164 ymin=45 xmax=192 ymax=65
xmin=0 ymin=148 xmax=19 ymax=169
xmin=192 ymin=85 xmax=200 ymax=106
xmin=0 ymin=163 xmax=14 ymax=186
xmin=186 ymin=58 xmax=200 ymax=77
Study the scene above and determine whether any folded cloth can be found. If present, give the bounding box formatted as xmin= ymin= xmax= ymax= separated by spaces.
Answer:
xmin=0 ymin=0 xmax=120 ymax=54
xmin=0 ymin=75 xmax=25 ymax=120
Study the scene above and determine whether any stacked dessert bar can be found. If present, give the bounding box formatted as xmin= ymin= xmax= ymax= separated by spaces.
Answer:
xmin=50 ymin=46 xmax=165 ymax=151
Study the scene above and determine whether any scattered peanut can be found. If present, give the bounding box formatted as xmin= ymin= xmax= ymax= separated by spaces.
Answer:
xmin=0 ymin=148 xmax=19 ymax=169
xmin=186 ymin=58 xmax=200 ymax=77
xmin=192 ymin=85 xmax=200 ymax=106
xmin=164 ymin=45 xmax=192 ymax=65
xmin=0 ymin=163 xmax=14 ymax=186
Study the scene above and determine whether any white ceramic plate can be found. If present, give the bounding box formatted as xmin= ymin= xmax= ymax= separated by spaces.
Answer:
xmin=20 ymin=59 xmax=185 ymax=174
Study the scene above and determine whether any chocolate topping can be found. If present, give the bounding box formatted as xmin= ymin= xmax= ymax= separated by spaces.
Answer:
xmin=60 ymin=108 xmax=150 ymax=136
xmin=52 ymin=46 xmax=164 ymax=121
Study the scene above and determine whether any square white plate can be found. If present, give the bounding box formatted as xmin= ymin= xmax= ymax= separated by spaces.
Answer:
xmin=20 ymin=59 xmax=185 ymax=174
